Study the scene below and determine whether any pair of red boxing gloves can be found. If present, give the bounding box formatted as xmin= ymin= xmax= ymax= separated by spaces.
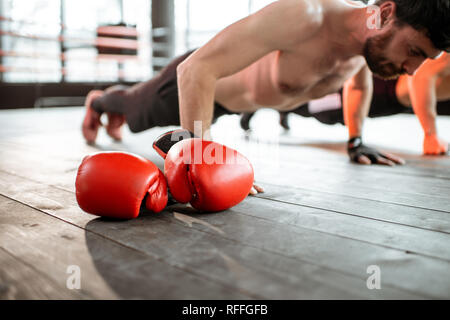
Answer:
xmin=75 ymin=130 xmax=254 ymax=219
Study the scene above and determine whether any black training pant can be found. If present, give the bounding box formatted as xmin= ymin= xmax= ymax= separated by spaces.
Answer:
xmin=92 ymin=50 xmax=235 ymax=133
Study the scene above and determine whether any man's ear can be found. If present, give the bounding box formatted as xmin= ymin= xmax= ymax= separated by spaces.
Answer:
xmin=378 ymin=1 xmax=396 ymax=27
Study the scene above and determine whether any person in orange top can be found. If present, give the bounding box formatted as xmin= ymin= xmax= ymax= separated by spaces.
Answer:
xmin=241 ymin=53 xmax=450 ymax=161
xmin=396 ymin=52 xmax=450 ymax=155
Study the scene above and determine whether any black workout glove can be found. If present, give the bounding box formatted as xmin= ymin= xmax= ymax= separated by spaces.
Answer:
xmin=347 ymin=136 xmax=385 ymax=163
xmin=153 ymin=129 xmax=197 ymax=158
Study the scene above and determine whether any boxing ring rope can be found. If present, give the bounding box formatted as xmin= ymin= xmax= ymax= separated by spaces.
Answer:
xmin=0 ymin=14 xmax=149 ymax=82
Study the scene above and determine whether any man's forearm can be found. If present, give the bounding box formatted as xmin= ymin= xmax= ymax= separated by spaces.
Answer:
xmin=408 ymin=76 xmax=438 ymax=136
xmin=177 ymin=62 xmax=217 ymax=139
xmin=342 ymin=65 xmax=373 ymax=139
xmin=343 ymin=83 xmax=405 ymax=165
xmin=343 ymin=86 xmax=372 ymax=139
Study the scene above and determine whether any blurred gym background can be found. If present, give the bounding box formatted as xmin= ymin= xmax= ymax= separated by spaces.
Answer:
xmin=0 ymin=0 xmax=374 ymax=110
xmin=0 ymin=0 xmax=280 ymax=109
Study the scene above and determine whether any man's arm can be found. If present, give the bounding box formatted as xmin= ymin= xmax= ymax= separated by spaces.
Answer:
xmin=343 ymin=65 xmax=404 ymax=165
xmin=343 ymin=64 xmax=373 ymax=140
xmin=176 ymin=0 xmax=322 ymax=137
xmin=408 ymin=53 xmax=450 ymax=155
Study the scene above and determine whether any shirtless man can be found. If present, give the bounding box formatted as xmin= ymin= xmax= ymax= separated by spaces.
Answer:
xmin=82 ymin=0 xmax=449 ymax=168
xmin=241 ymin=52 xmax=450 ymax=158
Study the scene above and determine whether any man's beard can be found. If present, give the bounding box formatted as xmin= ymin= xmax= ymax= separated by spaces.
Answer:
xmin=363 ymin=31 xmax=405 ymax=80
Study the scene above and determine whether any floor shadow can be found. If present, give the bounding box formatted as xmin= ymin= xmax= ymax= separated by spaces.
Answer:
xmin=84 ymin=213 xmax=168 ymax=299
xmin=83 ymin=204 xmax=231 ymax=299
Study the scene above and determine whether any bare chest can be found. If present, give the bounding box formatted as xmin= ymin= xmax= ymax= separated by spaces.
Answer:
xmin=274 ymin=50 xmax=365 ymax=99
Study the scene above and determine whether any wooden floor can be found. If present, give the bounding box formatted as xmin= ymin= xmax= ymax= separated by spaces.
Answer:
xmin=0 ymin=106 xmax=449 ymax=299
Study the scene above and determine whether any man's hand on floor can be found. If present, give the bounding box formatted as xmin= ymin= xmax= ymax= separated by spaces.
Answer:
xmin=347 ymin=137 xmax=405 ymax=166
xmin=423 ymin=134 xmax=449 ymax=155
xmin=249 ymin=183 xmax=265 ymax=195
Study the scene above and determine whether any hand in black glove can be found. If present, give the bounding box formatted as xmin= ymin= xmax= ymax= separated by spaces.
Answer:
xmin=347 ymin=137 xmax=405 ymax=166
xmin=153 ymin=129 xmax=197 ymax=158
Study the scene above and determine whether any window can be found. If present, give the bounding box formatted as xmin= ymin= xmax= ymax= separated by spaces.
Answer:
xmin=0 ymin=0 xmax=151 ymax=83
xmin=174 ymin=0 xmax=275 ymax=55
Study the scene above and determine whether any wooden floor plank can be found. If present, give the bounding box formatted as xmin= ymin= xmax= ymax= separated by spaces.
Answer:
xmin=0 ymin=171 xmax=416 ymax=299
xmin=2 ymin=159 xmax=449 ymax=260
xmin=237 ymin=195 xmax=450 ymax=260
xmin=3 ymin=164 xmax=449 ymax=263
xmin=1 ymin=115 xmax=449 ymax=211
xmin=1 ymin=131 xmax=449 ymax=214
xmin=0 ymin=195 xmax=250 ymax=299
xmin=1 ymin=134 xmax=448 ymax=236
xmin=255 ymin=182 xmax=450 ymax=234
xmin=158 ymin=206 xmax=450 ymax=299
xmin=251 ymin=160 xmax=450 ymax=212
xmin=0 ymin=247 xmax=83 ymax=299
xmin=0 ymin=171 xmax=448 ymax=298
xmin=244 ymin=139 xmax=450 ymax=179
xmin=269 ymin=150 xmax=450 ymax=192
xmin=1 ymin=107 xmax=449 ymax=299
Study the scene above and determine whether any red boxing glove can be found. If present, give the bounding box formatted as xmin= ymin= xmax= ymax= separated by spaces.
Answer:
xmin=75 ymin=152 xmax=168 ymax=219
xmin=153 ymin=130 xmax=254 ymax=212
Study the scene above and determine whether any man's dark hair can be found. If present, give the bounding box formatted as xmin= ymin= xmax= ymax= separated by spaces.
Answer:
xmin=375 ymin=0 xmax=450 ymax=52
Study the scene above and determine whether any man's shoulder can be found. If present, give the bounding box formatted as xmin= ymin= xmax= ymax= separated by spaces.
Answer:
xmin=272 ymin=0 xmax=325 ymax=40
xmin=283 ymin=0 xmax=325 ymax=20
